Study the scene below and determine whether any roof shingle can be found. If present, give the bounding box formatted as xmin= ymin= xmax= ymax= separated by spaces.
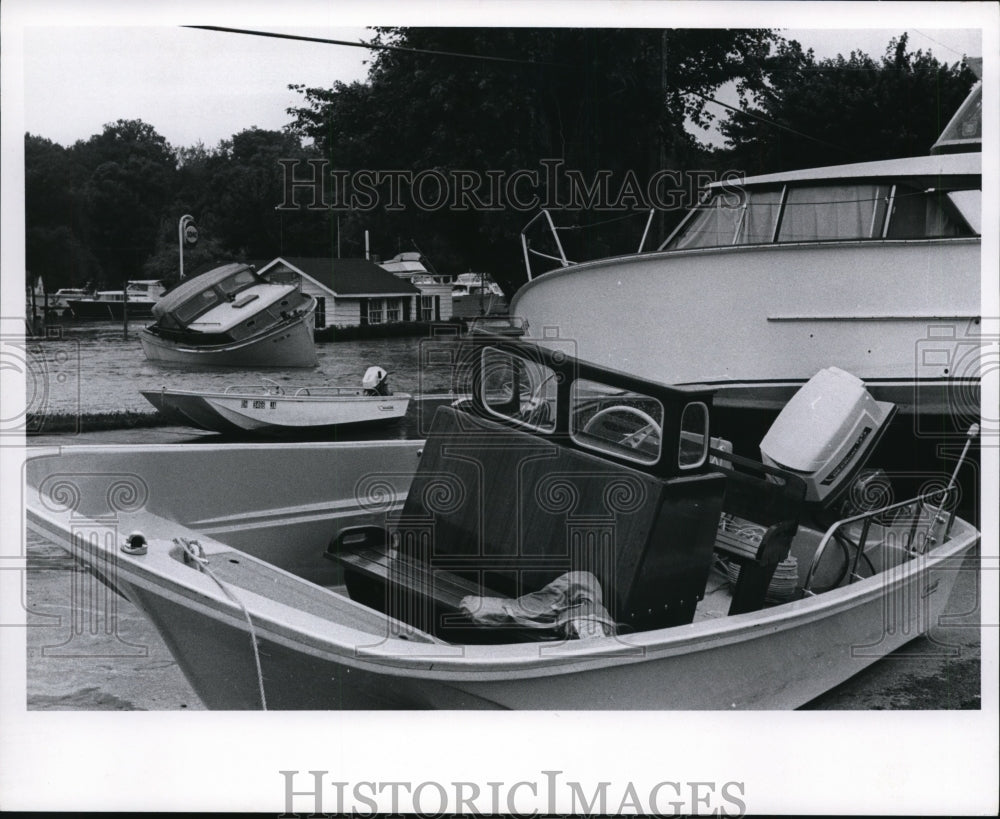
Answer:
xmin=262 ymin=257 xmax=421 ymax=296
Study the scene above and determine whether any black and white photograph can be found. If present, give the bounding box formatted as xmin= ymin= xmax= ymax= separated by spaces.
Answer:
xmin=1 ymin=0 xmax=997 ymax=814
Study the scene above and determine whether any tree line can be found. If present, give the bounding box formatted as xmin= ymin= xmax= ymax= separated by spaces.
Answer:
xmin=25 ymin=29 xmax=976 ymax=296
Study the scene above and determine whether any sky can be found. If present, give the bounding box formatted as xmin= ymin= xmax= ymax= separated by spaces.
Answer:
xmin=8 ymin=8 xmax=987 ymax=150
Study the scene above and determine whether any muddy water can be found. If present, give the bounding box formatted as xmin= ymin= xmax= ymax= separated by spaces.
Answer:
xmin=25 ymin=320 xmax=457 ymax=416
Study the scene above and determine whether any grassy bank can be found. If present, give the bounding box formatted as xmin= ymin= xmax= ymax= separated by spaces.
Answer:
xmin=26 ymin=411 xmax=165 ymax=435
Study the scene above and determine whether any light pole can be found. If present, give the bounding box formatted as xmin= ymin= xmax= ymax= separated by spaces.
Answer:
xmin=178 ymin=215 xmax=197 ymax=280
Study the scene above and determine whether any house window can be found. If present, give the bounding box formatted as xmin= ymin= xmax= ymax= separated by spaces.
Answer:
xmin=419 ymin=295 xmax=435 ymax=321
xmin=314 ymin=296 xmax=326 ymax=329
xmin=368 ymin=298 xmax=384 ymax=325
xmin=386 ymin=299 xmax=401 ymax=322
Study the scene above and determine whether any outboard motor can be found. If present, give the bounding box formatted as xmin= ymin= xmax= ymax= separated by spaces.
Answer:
xmin=760 ymin=367 xmax=896 ymax=507
xmin=362 ymin=366 xmax=390 ymax=396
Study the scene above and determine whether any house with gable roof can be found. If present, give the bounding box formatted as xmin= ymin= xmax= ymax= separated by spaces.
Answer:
xmin=256 ymin=257 xmax=426 ymax=331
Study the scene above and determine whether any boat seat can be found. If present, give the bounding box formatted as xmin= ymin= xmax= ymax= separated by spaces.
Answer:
xmin=708 ymin=447 xmax=807 ymax=615
xmin=332 ymin=530 xmax=556 ymax=643
xmin=329 ymin=405 xmax=727 ymax=640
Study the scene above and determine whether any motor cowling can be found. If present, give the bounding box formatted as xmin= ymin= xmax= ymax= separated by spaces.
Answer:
xmin=362 ymin=366 xmax=389 ymax=395
xmin=760 ymin=367 xmax=896 ymax=506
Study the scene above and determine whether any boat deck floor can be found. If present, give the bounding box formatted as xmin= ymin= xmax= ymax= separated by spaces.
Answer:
xmin=202 ymin=547 xmax=742 ymax=642
xmin=692 ymin=563 xmax=737 ymax=622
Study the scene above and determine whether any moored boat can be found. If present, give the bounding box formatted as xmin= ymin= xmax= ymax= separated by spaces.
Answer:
xmin=511 ymin=81 xmax=983 ymax=419
xmin=24 ymin=338 xmax=980 ymax=710
xmin=140 ymin=367 xmax=411 ymax=435
xmin=452 ymin=271 xmax=508 ymax=318
xmin=66 ymin=279 xmax=167 ymax=320
xmin=138 ymin=263 xmax=317 ymax=367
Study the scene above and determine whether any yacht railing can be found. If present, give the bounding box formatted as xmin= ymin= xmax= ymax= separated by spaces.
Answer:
xmin=521 ymin=211 xmax=572 ymax=280
xmin=521 ymin=209 xmax=657 ymax=281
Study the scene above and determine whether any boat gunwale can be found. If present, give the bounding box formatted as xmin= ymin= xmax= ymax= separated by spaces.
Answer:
xmin=513 ymin=235 xmax=982 ymax=303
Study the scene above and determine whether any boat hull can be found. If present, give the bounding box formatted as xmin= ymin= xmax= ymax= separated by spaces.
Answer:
xmin=511 ymin=239 xmax=981 ymax=417
xmin=139 ymin=312 xmax=317 ymax=368
xmin=24 ymin=442 xmax=980 ymax=710
xmin=67 ymin=299 xmax=159 ymax=320
xmin=140 ymin=388 xmax=411 ymax=434
xmin=119 ymin=538 xmax=973 ymax=710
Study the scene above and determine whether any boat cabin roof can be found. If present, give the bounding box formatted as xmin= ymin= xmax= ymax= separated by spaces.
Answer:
xmin=186 ymin=282 xmax=299 ymax=333
xmin=708 ymin=151 xmax=979 ymax=191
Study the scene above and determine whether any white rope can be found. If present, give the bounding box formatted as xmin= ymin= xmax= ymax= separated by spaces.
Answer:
xmin=175 ymin=538 xmax=268 ymax=710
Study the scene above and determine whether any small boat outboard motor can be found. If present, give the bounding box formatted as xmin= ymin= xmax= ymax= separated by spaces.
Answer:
xmin=362 ymin=365 xmax=390 ymax=396
xmin=760 ymin=367 xmax=896 ymax=507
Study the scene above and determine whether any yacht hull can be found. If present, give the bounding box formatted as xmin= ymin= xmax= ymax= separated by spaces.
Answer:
xmin=511 ymin=239 xmax=981 ymax=417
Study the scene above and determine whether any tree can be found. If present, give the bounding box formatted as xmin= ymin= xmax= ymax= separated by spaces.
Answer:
xmin=77 ymin=120 xmax=177 ymax=285
xmin=24 ymin=135 xmax=95 ymax=289
xmin=201 ymin=128 xmax=327 ymax=260
xmin=287 ymin=28 xmax=780 ymax=291
xmin=717 ymin=34 xmax=979 ymax=176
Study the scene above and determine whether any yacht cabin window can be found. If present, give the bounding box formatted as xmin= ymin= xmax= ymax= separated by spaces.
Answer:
xmin=664 ymin=182 xmax=978 ymax=249
xmin=173 ymin=288 xmax=221 ymax=325
xmin=217 ymin=269 xmax=256 ymax=298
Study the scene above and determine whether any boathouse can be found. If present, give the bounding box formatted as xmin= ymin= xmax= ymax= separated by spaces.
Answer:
xmin=256 ymin=257 xmax=425 ymax=331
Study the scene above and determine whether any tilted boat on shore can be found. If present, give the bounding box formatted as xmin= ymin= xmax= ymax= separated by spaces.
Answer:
xmin=140 ymin=367 xmax=410 ymax=435
xmin=512 ymin=81 xmax=983 ymax=419
xmin=139 ymin=263 xmax=317 ymax=367
xmin=25 ymin=338 xmax=979 ymax=710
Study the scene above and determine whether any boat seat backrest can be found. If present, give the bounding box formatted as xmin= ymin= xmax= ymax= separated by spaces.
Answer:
xmin=391 ymin=406 xmax=726 ymax=630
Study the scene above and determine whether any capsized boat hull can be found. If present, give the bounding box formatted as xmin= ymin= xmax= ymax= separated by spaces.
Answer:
xmin=140 ymin=388 xmax=410 ymax=434
xmin=24 ymin=442 xmax=980 ymax=710
xmin=139 ymin=312 xmax=317 ymax=368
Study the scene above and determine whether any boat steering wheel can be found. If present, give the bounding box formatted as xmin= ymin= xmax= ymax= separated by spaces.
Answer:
xmin=519 ymin=371 xmax=558 ymax=425
xmin=582 ymin=405 xmax=662 ymax=449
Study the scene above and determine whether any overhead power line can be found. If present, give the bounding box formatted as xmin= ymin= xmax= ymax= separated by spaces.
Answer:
xmin=184 ymin=26 xmax=565 ymax=67
xmin=684 ymin=88 xmax=848 ymax=153
xmin=187 ymin=25 xmax=849 ymax=153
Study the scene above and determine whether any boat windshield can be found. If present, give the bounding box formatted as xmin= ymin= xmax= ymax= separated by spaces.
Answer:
xmin=664 ymin=182 xmax=978 ymax=250
xmin=172 ymin=288 xmax=222 ymax=325
xmin=217 ymin=269 xmax=257 ymax=297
